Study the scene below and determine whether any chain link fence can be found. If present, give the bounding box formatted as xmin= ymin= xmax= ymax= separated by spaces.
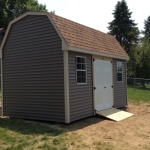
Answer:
xmin=127 ymin=77 xmax=150 ymax=92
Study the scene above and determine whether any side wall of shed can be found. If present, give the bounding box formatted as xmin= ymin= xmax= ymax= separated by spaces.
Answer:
xmin=68 ymin=52 xmax=93 ymax=122
xmin=113 ymin=59 xmax=127 ymax=108
xmin=2 ymin=15 xmax=65 ymax=122
xmin=0 ymin=32 xmax=5 ymax=46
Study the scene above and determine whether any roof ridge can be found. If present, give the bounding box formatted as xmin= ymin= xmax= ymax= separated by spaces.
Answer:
xmin=49 ymin=13 xmax=113 ymax=38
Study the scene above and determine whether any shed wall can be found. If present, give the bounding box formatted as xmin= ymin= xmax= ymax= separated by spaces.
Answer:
xmin=0 ymin=32 xmax=5 ymax=46
xmin=68 ymin=52 xmax=93 ymax=122
xmin=113 ymin=59 xmax=127 ymax=108
xmin=2 ymin=15 xmax=65 ymax=122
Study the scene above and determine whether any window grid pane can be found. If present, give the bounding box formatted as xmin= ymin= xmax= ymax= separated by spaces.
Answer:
xmin=76 ymin=56 xmax=86 ymax=84
xmin=117 ymin=62 xmax=123 ymax=81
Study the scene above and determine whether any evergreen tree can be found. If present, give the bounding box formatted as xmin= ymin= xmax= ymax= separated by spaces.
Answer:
xmin=0 ymin=0 xmax=47 ymax=30
xmin=142 ymin=16 xmax=150 ymax=41
xmin=135 ymin=39 xmax=150 ymax=87
xmin=108 ymin=0 xmax=139 ymax=54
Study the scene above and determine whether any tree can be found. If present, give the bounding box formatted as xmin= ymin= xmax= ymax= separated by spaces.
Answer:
xmin=135 ymin=39 xmax=150 ymax=88
xmin=127 ymin=45 xmax=141 ymax=75
xmin=0 ymin=0 xmax=47 ymax=30
xmin=136 ymin=39 xmax=150 ymax=78
xmin=107 ymin=0 xmax=139 ymax=54
xmin=142 ymin=16 xmax=150 ymax=41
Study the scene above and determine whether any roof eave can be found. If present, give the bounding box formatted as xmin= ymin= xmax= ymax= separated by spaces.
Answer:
xmin=66 ymin=46 xmax=129 ymax=60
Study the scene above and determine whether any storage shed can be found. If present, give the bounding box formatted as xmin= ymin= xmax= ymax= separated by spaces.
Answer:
xmin=0 ymin=12 xmax=129 ymax=123
xmin=0 ymin=28 xmax=5 ymax=46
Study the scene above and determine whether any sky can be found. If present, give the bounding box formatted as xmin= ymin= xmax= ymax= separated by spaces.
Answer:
xmin=38 ymin=0 xmax=150 ymax=33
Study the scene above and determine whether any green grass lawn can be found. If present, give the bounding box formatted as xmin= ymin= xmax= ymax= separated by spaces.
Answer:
xmin=0 ymin=118 xmax=68 ymax=150
xmin=128 ymin=83 xmax=150 ymax=104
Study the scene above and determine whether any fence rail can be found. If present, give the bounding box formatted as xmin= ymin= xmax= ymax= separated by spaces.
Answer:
xmin=127 ymin=77 xmax=150 ymax=92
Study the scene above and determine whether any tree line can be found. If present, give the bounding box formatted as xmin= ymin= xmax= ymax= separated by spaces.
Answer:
xmin=0 ymin=0 xmax=150 ymax=80
xmin=107 ymin=0 xmax=150 ymax=80
xmin=0 ymin=0 xmax=47 ymax=30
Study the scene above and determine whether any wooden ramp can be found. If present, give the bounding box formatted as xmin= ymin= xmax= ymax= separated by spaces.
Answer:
xmin=96 ymin=108 xmax=134 ymax=122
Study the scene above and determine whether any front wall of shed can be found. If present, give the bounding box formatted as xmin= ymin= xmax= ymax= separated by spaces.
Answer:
xmin=3 ymin=15 xmax=65 ymax=122
xmin=113 ymin=59 xmax=127 ymax=108
xmin=68 ymin=52 xmax=93 ymax=122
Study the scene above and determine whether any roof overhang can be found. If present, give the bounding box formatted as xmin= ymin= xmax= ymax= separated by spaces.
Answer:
xmin=0 ymin=12 xmax=129 ymax=61
xmin=65 ymin=45 xmax=129 ymax=60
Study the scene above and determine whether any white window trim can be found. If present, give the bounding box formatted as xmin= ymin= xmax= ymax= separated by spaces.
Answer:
xmin=76 ymin=56 xmax=87 ymax=84
xmin=117 ymin=61 xmax=123 ymax=82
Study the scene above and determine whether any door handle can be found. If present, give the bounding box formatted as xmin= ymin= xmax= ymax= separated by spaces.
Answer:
xmin=94 ymin=87 xmax=96 ymax=90
xmin=104 ymin=87 xmax=106 ymax=88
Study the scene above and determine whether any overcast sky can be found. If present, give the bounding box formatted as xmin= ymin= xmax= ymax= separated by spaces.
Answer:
xmin=38 ymin=0 xmax=150 ymax=33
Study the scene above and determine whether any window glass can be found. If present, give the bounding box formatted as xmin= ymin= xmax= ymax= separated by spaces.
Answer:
xmin=76 ymin=56 xmax=86 ymax=84
xmin=117 ymin=62 xmax=123 ymax=81
xmin=117 ymin=62 xmax=122 ymax=72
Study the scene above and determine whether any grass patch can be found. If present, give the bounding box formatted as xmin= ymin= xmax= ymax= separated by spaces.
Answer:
xmin=93 ymin=141 xmax=114 ymax=150
xmin=128 ymin=83 xmax=150 ymax=104
xmin=0 ymin=118 xmax=66 ymax=150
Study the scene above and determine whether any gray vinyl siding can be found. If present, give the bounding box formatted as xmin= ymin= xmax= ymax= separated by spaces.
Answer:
xmin=0 ymin=32 xmax=4 ymax=46
xmin=0 ymin=32 xmax=4 ymax=77
xmin=68 ymin=52 xmax=93 ymax=122
xmin=113 ymin=59 xmax=127 ymax=108
xmin=2 ymin=15 xmax=65 ymax=122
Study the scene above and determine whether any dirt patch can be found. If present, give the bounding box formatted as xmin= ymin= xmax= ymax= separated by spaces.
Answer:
xmin=61 ymin=103 xmax=150 ymax=150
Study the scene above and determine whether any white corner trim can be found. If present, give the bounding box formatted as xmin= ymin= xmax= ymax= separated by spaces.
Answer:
xmin=92 ymin=55 xmax=95 ymax=115
xmin=67 ymin=46 xmax=129 ymax=60
xmin=63 ymin=50 xmax=70 ymax=123
xmin=126 ymin=61 xmax=128 ymax=106
xmin=1 ymin=58 xmax=3 ymax=116
xmin=0 ymin=12 xmax=68 ymax=58
xmin=62 ymin=39 xmax=68 ymax=50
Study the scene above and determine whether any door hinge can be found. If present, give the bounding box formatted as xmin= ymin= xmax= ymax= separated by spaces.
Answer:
xmin=93 ymin=58 xmax=95 ymax=61
xmin=94 ymin=87 xmax=96 ymax=90
xmin=111 ymin=85 xmax=113 ymax=88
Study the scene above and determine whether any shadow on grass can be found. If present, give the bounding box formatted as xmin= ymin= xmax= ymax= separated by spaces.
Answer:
xmin=0 ymin=115 xmax=106 ymax=134
xmin=0 ymin=118 xmax=64 ymax=136
xmin=60 ymin=116 xmax=107 ymax=132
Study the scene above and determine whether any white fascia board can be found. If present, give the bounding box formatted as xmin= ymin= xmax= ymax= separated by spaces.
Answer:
xmin=0 ymin=12 xmax=68 ymax=58
xmin=67 ymin=46 xmax=129 ymax=60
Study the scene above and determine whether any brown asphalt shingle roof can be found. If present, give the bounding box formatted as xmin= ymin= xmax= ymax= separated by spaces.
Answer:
xmin=50 ymin=13 xmax=128 ymax=58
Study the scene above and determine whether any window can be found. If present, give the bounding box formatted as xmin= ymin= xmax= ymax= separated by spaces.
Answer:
xmin=76 ymin=56 xmax=87 ymax=84
xmin=117 ymin=61 xmax=123 ymax=81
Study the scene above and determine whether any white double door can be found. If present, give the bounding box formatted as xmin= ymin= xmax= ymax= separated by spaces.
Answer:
xmin=94 ymin=59 xmax=113 ymax=111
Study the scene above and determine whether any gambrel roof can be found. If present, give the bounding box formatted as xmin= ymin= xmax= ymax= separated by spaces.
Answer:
xmin=0 ymin=12 xmax=129 ymax=60
xmin=50 ymin=13 xmax=128 ymax=59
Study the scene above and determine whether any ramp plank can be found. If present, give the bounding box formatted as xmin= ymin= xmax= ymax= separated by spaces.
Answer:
xmin=96 ymin=108 xmax=134 ymax=121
